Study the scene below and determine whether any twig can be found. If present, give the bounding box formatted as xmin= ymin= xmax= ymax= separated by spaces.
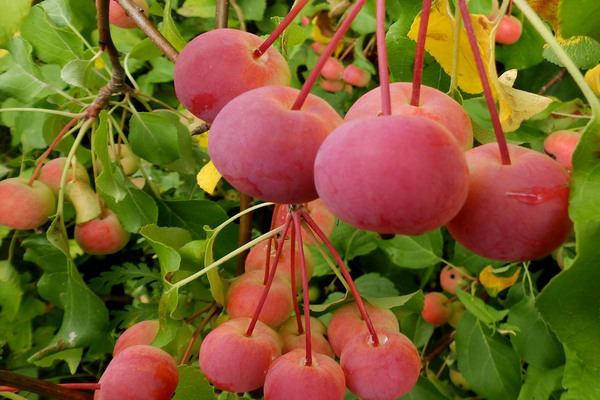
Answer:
xmin=215 ymin=0 xmax=230 ymax=29
xmin=538 ymin=68 xmax=567 ymax=95
xmin=236 ymin=193 xmax=254 ymax=275
xmin=114 ymin=0 xmax=179 ymax=62
xmin=0 ymin=370 xmax=93 ymax=400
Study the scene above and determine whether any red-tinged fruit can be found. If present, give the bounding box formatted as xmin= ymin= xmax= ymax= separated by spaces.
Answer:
xmin=75 ymin=208 xmax=130 ymax=255
xmin=340 ymin=328 xmax=421 ymax=400
xmin=0 ymin=178 xmax=55 ymax=230
xmin=495 ymin=15 xmax=523 ymax=45
xmin=310 ymin=42 xmax=327 ymax=55
xmin=94 ymin=345 xmax=178 ymax=400
xmin=174 ymin=29 xmax=291 ymax=123
xmin=422 ymin=292 xmax=451 ymax=326
xmin=276 ymin=199 xmax=336 ymax=245
xmin=113 ymin=320 xmax=159 ymax=357
xmin=264 ymin=349 xmax=346 ymax=400
xmin=96 ymin=0 xmax=149 ymax=29
xmin=278 ymin=316 xmax=334 ymax=358
xmin=327 ymin=301 xmax=399 ymax=357
xmin=226 ymin=270 xmax=294 ymax=328
xmin=209 ymin=85 xmax=343 ymax=203
xmin=447 ymin=143 xmax=572 ymax=261
xmin=245 ymin=238 xmax=315 ymax=291
xmin=345 ymin=82 xmax=473 ymax=150
xmin=320 ymin=57 xmax=344 ymax=80
xmin=544 ymin=130 xmax=581 ymax=171
xmin=38 ymin=157 xmax=90 ymax=195
xmin=314 ymin=115 xmax=469 ymax=235
xmin=440 ymin=265 xmax=470 ymax=294
xmin=343 ymin=64 xmax=371 ymax=87
xmin=319 ymin=78 xmax=345 ymax=93
xmin=199 ymin=317 xmax=283 ymax=393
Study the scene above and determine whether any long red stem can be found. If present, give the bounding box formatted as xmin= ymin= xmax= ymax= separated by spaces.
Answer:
xmin=289 ymin=226 xmax=304 ymax=335
xmin=264 ymin=203 xmax=283 ymax=284
xmin=245 ymin=214 xmax=293 ymax=336
xmin=28 ymin=117 xmax=80 ymax=185
xmin=299 ymin=209 xmax=379 ymax=346
xmin=376 ymin=0 xmax=391 ymax=115
xmin=0 ymin=383 xmax=101 ymax=392
xmin=411 ymin=0 xmax=432 ymax=107
xmin=254 ymin=0 xmax=311 ymax=57
xmin=292 ymin=212 xmax=313 ymax=366
xmin=292 ymin=0 xmax=369 ymax=110
xmin=457 ymin=0 xmax=511 ymax=165
xmin=180 ymin=305 xmax=220 ymax=365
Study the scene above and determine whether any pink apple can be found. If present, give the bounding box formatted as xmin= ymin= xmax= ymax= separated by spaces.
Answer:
xmin=343 ymin=64 xmax=371 ymax=87
xmin=0 ymin=178 xmax=55 ymax=230
xmin=113 ymin=320 xmax=159 ymax=357
xmin=75 ymin=208 xmax=130 ymax=255
xmin=422 ymin=292 xmax=451 ymax=326
xmin=439 ymin=265 xmax=470 ymax=294
xmin=38 ymin=157 xmax=90 ymax=195
xmin=96 ymin=0 xmax=149 ymax=29
xmin=320 ymin=57 xmax=344 ymax=80
xmin=495 ymin=15 xmax=523 ymax=45
xmin=543 ymin=130 xmax=581 ymax=171
xmin=278 ymin=316 xmax=334 ymax=358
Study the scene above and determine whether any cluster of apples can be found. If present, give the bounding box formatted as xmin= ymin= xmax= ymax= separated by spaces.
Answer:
xmin=422 ymin=265 xmax=471 ymax=327
xmin=310 ymin=47 xmax=372 ymax=93
xmin=0 ymin=147 xmax=137 ymax=255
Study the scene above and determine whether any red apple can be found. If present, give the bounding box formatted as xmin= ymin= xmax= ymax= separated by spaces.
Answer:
xmin=447 ymin=143 xmax=572 ymax=261
xmin=94 ymin=345 xmax=178 ymax=400
xmin=199 ymin=317 xmax=283 ymax=393
xmin=340 ymin=328 xmax=421 ymax=400
xmin=320 ymin=58 xmax=344 ymax=80
xmin=113 ymin=320 xmax=159 ymax=357
xmin=0 ymin=178 xmax=55 ymax=230
xmin=95 ymin=0 xmax=149 ymax=29
xmin=174 ymin=29 xmax=291 ymax=123
xmin=439 ymin=265 xmax=470 ymax=294
xmin=226 ymin=270 xmax=294 ymax=328
xmin=343 ymin=64 xmax=371 ymax=87
xmin=314 ymin=115 xmax=469 ymax=235
xmin=38 ymin=157 xmax=90 ymax=195
xmin=74 ymin=208 xmax=130 ymax=255
xmin=319 ymin=78 xmax=345 ymax=93
xmin=495 ymin=15 xmax=522 ymax=45
xmin=263 ymin=349 xmax=346 ymax=400
xmin=345 ymin=82 xmax=473 ymax=150
xmin=422 ymin=292 xmax=451 ymax=326
xmin=278 ymin=316 xmax=334 ymax=358
xmin=209 ymin=85 xmax=343 ymax=204
xmin=543 ymin=130 xmax=581 ymax=171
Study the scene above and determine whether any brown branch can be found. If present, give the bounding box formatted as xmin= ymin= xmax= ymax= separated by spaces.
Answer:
xmin=422 ymin=330 xmax=455 ymax=365
xmin=114 ymin=0 xmax=179 ymax=62
xmin=236 ymin=193 xmax=254 ymax=275
xmin=0 ymin=370 xmax=93 ymax=400
xmin=538 ymin=67 xmax=568 ymax=95
xmin=215 ymin=0 xmax=230 ymax=29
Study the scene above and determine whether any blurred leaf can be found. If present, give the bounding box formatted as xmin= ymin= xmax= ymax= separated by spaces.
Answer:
xmin=89 ymin=263 xmax=160 ymax=292
xmin=508 ymin=296 xmax=565 ymax=369
xmin=542 ymin=35 xmax=600 ymax=69
xmin=400 ymin=376 xmax=449 ymax=399
xmin=161 ymin=0 xmax=187 ymax=51
xmin=559 ymin=0 xmax=600 ymax=43
xmin=129 ymin=112 xmax=180 ymax=165
xmin=0 ymin=0 xmax=30 ymax=45
xmin=177 ymin=0 xmax=215 ymax=18
xmin=140 ymin=225 xmax=192 ymax=276
xmin=351 ymin=0 xmax=376 ymax=34
xmin=236 ymin=0 xmax=266 ymax=21
xmin=129 ymin=38 xmax=164 ymax=60
xmin=376 ymin=229 xmax=443 ymax=269
xmin=366 ymin=290 xmax=424 ymax=315
xmin=456 ymin=290 xmax=509 ymax=325
xmin=0 ymin=260 xmax=22 ymax=321
xmin=329 ymin=221 xmax=377 ymax=262
xmin=400 ymin=313 xmax=434 ymax=348
xmin=479 ymin=265 xmax=521 ymax=296
xmin=451 ymin=241 xmax=504 ymax=275
xmin=354 ymin=273 xmax=400 ymax=298
xmin=20 ymin=6 xmax=83 ymax=66
xmin=517 ymin=365 xmax=563 ymax=400
xmin=31 ymin=348 xmax=82 ymax=375
xmin=456 ymin=312 xmax=521 ymax=400
xmin=40 ymin=0 xmax=73 ymax=26
xmin=172 ymin=364 xmax=217 ymax=399
xmin=561 ymin=349 xmax=600 ymax=399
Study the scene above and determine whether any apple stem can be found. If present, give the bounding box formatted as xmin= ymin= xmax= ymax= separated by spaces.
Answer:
xmin=246 ymin=213 xmax=293 ymax=337
xmin=254 ymin=0 xmax=311 ymax=58
xmin=410 ymin=0 xmax=432 ymax=107
xmin=508 ymin=0 xmax=513 ymax=17
xmin=376 ymin=0 xmax=392 ymax=116
xmin=28 ymin=117 xmax=80 ymax=186
xmin=180 ymin=304 xmax=221 ymax=365
xmin=457 ymin=0 xmax=511 ymax=165
xmin=292 ymin=211 xmax=313 ymax=366
xmin=299 ymin=209 xmax=380 ymax=347
xmin=291 ymin=0 xmax=368 ymax=110
xmin=288 ymin=226 xmax=304 ymax=335
xmin=263 ymin=203 xmax=283 ymax=284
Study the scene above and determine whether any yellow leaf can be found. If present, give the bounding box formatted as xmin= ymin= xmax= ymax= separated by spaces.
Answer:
xmin=495 ymin=69 xmax=553 ymax=132
xmin=194 ymin=131 xmax=209 ymax=148
xmin=94 ymin=56 xmax=105 ymax=70
xmin=479 ymin=265 xmax=520 ymax=296
xmin=407 ymin=0 xmax=494 ymax=94
xmin=0 ymin=49 xmax=8 ymax=58
xmin=196 ymin=161 xmax=221 ymax=195
xmin=528 ymin=0 xmax=560 ymax=33
xmin=585 ymin=64 xmax=600 ymax=97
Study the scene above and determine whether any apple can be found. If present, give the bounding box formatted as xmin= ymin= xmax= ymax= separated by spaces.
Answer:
xmin=343 ymin=64 xmax=371 ymax=87
xmin=543 ymin=130 xmax=581 ymax=171
xmin=0 ymin=178 xmax=56 ymax=230
xmin=314 ymin=115 xmax=469 ymax=235
xmin=345 ymin=82 xmax=473 ymax=150
xmin=94 ymin=345 xmax=178 ymax=400
xmin=447 ymin=143 xmax=572 ymax=261
xmin=74 ymin=208 xmax=130 ymax=255
xmin=319 ymin=78 xmax=345 ymax=93
xmin=278 ymin=316 xmax=334 ymax=358
xmin=225 ymin=269 xmax=294 ymax=328
xmin=209 ymin=85 xmax=343 ymax=204
xmin=96 ymin=0 xmax=149 ymax=29
xmin=199 ymin=317 xmax=283 ymax=393
xmin=422 ymin=292 xmax=451 ymax=326
xmin=113 ymin=320 xmax=159 ymax=357
xmin=275 ymin=198 xmax=336 ymax=246
xmin=439 ymin=265 xmax=470 ymax=294
xmin=320 ymin=58 xmax=344 ymax=81
xmin=174 ymin=29 xmax=291 ymax=123
xmin=263 ymin=349 xmax=346 ymax=400
xmin=38 ymin=157 xmax=90 ymax=195
xmin=495 ymin=15 xmax=522 ymax=45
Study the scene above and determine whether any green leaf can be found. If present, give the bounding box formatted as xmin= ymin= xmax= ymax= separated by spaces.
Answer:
xmin=456 ymin=312 xmax=521 ymax=400
xmin=508 ymin=296 xmax=565 ymax=369
xmin=542 ymin=36 xmax=600 ymax=69
xmin=329 ymin=221 xmax=377 ymax=262
xmin=451 ymin=241 xmax=505 ymax=275
xmin=40 ymin=0 xmax=73 ymax=26
xmin=0 ymin=0 xmax=30 ymax=45
xmin=129 ymin=112 xmax=180 ymax=165
xmin=129 ymin=37 xmax=164 ymax=61
xmin=495 ymin=17 xmax=545 ymax=70
xmin=400 ymin=313 xmax=434 ymax=348
xmin=561 ymin=349 xmax=600 ymax=399
xmin=31 ymin=348 xmax=82 ymax=375
xmin=89 ymin=263 xmax=160 ymax=292
xmin=456 ymin=290 xmax=509 ymax=325
xmin=559 ymin=0 xmax=600 ymax=43
xmin=354 ymin=272 xmax=400 ymax=298
xmin=236 ymin=0 xmax=266 ymax=21
xmin=61 ymin=59 xmax=96 ymax=89
xmin=536 ymin=118 xmax=600 ymax=370
xmin=161 ymin=0 xmax=187 ymax=51
xmin=366 ymin=290 xmax=424 ymax=315
xmin=140 ymin=225 xmax=192 ymax=276
xmin=0 ymin=260 xmax=22 ymax=321
xmin=400 ymin=376 xmax=449 ymax=400
xmin=517 ymin=365 xmax=563 ymax=400
xmin=20 ymin=6 xmax=83 ymax=66
xmin=376 ymin=229 xmax=443 ymax=269
xmin=177 ymin=0 xmax=216 ymax=18
xmin=172 ymin=365 xmax=217 ymax=400
xmin=352 ymin=0 xmax=376 ymax=34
